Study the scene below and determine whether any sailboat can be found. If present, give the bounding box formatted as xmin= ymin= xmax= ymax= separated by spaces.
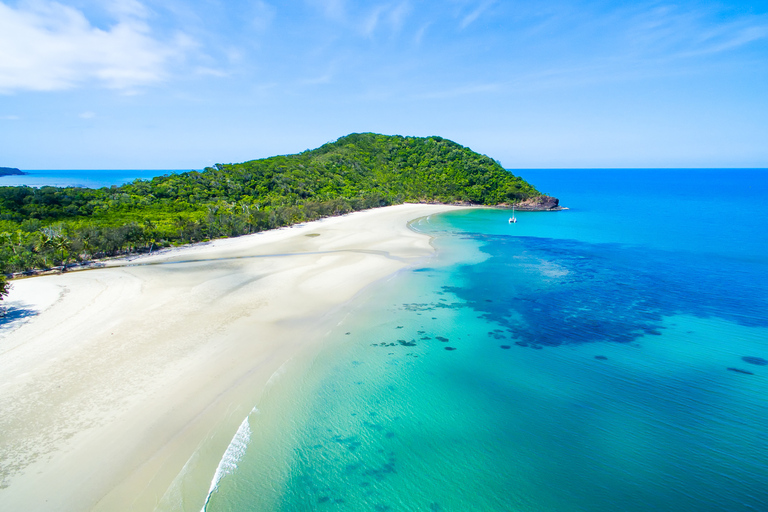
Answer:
xmin=508 ymin=206 xmax=517 ymax=224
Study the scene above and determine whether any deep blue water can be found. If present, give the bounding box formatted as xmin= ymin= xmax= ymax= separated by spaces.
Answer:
xmin=202 ymin=169 xmax=768 ymax=511
xmin=0 ymin=169 xmax=187 ymax=188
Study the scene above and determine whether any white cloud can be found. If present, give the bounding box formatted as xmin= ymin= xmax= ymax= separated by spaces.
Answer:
xmin=0 ymin=0 xmax=193 ymax=93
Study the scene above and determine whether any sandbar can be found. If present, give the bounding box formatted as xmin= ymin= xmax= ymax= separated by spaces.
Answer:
xmin=0 ymin=203 xmax=463 ymax=511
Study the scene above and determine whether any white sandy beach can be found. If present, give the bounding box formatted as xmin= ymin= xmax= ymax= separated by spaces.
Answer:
xmin=0 ymin=204 xmax=463 ymax=512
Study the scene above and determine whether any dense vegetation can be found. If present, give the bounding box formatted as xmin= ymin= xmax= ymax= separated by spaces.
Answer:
xmin=0 ymin=167 xmax=24 ymax=176
xmin=0 ymin=133 xmax=539 ymax=274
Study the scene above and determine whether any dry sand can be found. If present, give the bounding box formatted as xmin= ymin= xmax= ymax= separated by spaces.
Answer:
xmin=0 ymin=204 xmax=463 ymax=512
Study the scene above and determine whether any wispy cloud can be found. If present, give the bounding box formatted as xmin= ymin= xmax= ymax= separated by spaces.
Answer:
xmin=623 ymin=4 xmax=768 ymax=59
xmin=680 ymin=19 xmax=768 ymax=57
xmin=459 ymin=0 xmax=497 ymax=30
xmin=468 ymin=3 xmax=768 ymax=94
xmin=387 ymin=1 xmax=412 ymax=33
xmin=307 ymin=0 xmax=412 ymax=37
xmin=361 ymin=5 xmax=386 ymax=37
xmin=0 ymin=0 xmax=193 ymax=94
xmin=1 ymin=115 xmax=20 ymax=120
xmin=107 ymin=0 xmax=150 ymax=20
xmin=413 ymin=22 xmax=431 ymax=45
xmin=307 ymin=0 xmax=347 ymax=22
xmin=79 ymin=111 xmax=96 ymax=119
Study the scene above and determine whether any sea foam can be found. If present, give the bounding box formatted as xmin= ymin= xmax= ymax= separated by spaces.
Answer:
xmin=201 ymin=408 xmax=257 ymax=511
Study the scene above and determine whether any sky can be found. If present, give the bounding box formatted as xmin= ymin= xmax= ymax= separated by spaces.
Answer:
xmin=1 ymin=0 xmax=767 ymax=169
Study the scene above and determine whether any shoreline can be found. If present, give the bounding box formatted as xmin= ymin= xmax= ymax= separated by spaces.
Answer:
xmin=3 ymin=200 xmax=562 ymax=281
xmin=0 ymin=203 xmax=466 ymax=512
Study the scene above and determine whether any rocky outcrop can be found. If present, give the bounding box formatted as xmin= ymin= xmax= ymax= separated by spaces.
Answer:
xmin=0 ymin=167 xmax=24 ymax=176
xmin=514 ymin=195 xmax=563 ymax=211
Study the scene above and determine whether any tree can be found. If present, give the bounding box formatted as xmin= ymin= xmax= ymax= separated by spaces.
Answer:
xmin=0 ymin=274 xmax=9 ymax=304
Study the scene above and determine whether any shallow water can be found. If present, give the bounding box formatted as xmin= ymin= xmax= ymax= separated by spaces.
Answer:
xmin=204 ymin=169 xmax=768 ymax=511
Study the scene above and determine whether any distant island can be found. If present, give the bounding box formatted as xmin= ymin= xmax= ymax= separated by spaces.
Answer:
xmin=0 ymin=133 xmax=559 ymax=275
xmin=0 ymin=167 xmax=25 ymax=176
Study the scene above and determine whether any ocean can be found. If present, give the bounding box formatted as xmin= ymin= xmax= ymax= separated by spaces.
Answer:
xmin=200 ymin=169 xmax=768 ymax=511
xmin=0 ymin=169 xmax=186 ymax=188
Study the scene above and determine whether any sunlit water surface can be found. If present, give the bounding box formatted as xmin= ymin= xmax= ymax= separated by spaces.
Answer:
xmin=205 ymin=169 xmax=768 ymax=512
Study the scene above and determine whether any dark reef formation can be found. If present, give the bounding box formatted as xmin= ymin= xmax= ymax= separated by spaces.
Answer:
xmin=513 ymin=195 xmax=562 ymax=211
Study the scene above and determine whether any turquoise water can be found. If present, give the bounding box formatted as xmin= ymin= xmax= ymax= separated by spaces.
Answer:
xmin=205 ymin=169 xmax=768 ymax=511
xmin=0 ymin=169 xmax=187 ymax=188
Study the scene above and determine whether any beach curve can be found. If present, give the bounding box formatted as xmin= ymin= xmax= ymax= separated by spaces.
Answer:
xmin=0 ymin=203 xmax=465 ymax=512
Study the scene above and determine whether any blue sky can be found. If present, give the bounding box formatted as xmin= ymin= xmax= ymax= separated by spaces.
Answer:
xmin=1 ymin=0 xmax=767 ymax=169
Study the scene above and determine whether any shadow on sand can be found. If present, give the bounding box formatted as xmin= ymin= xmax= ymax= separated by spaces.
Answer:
xmin=0 ymin=306 xmax=39 ymax=328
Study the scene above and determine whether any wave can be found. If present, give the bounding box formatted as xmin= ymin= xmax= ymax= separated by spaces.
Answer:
xmin=201 ymin=407 xmax=257 ymax=511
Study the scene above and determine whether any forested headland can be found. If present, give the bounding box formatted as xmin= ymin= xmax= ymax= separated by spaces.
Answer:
xmin=0 ymin=133 xmax=543 ymax=276
xmin=0 ymin=167 xmax=24 ymax=176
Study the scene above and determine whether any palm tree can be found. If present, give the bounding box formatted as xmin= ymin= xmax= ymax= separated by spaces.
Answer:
xmin=34 ymin=230 xmax=56 ymax=268
xmin=52 ymin=235 xmax=71 ymax=268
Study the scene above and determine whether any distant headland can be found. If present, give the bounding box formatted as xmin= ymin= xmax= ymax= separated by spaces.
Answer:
xmin=0 ymin=167 xmax=25 ymax=176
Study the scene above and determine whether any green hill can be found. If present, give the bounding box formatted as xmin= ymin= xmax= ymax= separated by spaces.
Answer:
xmin=202 ymin=132 xmax=539 ymax=206
xmin=0 ymin=133 xmax=543 ymax=273
xmin=0 ymin=167 xmax=24 ymax=176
